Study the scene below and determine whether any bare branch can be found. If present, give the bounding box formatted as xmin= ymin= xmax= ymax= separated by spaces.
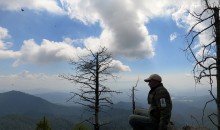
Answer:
xmin=191 ymin=115 xmax=200 ymax=127
xmin=59 ymin=47 xmax=121 ymax=130
xmin=185 ymin=1 xmax=220 ymax=128
xmin=202 ymin=99 xmax=215 ymax=125
xmin=208 ymin=113 xmax=218 ymax=127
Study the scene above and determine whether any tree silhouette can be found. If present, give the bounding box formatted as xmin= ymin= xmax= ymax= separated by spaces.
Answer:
xmin=35 ymin=116 xmax=51 ymax=130
xmin=60 ymin=47 xmax=120 ymax=130
xmin=185 ymin=0 xmax=220 ymax=129
xmin=131 ymin=78 xmax=139 ymax=114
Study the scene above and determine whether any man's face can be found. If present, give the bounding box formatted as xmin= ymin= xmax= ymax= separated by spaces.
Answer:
xmin=148 ymin=80 xmax=159 ymax=89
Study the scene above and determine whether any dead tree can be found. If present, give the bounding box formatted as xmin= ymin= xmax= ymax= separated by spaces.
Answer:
xmin=59 ymin=47 xmax=120 ymax=130
xmin=131 ymin=78 xmax=139 ymax=114
xmin=185 ymin=0 xmax=220 ymax=129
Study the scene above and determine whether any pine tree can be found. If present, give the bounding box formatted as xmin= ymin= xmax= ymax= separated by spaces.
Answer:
xmin=36 ymin=116 xmax=51 ymax=130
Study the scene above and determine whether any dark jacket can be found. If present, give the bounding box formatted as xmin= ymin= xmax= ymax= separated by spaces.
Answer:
xmin=148 ymin=83 xmax=172 ymax=130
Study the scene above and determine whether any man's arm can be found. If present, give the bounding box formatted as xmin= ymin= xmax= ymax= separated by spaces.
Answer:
xmin=155 ymin=90 xmax=172 ymax=130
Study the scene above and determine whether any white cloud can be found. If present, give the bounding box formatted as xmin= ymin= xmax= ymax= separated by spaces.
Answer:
xmin=0 ymin=27 xmax=21 ymax=59
xmin=195 ymin=47 xmax=216 ymax=72
xmin=171 ymin=0 xmax=218 ymax=70
xmin=1 ymin=0 xmax=197 ymax=61
xmin=3 ymin=37 xmax=130 ymax=72
xmin=0 ymin=50 xmax=20 ymax=59
xmin=61 ymin=0 xmax=167 ymax=59
xmin=132 ymin=0 xmax=178 ymax=18
xmin=195 ymin=48 xmax=207 ymax=59
xmin=0 ymin=26 xmax=130 ymax=72
xmin=0 ymin=27 xmax=12 ymax=50
xmin=0 ymin=70 xmax=48 ymax=80
xmin=0 ymin=71 xmax=74 ymax=93
xmin=169 ymin=32 xmax=177 ymax=42
xmin=0 ymin=27 xmax=10 ymax=39
xmin=60 ymin=0 xmax=99 ymax=24
xmin=0 ymin=0 xmax=218 ymax=96
xmin=2 ymin=0 xmax=217 ymax=73
xmin=109 ymin=60 xmax=131 ymax=73
xmin=172 ymin=0 xmax=219 ymax=40
xmin=12 ymin=38 xmax=89 ymax=66
xmin=1 ymin=0 xmax=215 ymax=61
xmin=0 ymin=71 xmax=212 ymax=97
xmin=171 ymin=0 xmax=202 ymax=28
xmin=18 ymin=70 xmax=48 ymax=80
xmin=0 ymin=0 xmax=64 ymax=14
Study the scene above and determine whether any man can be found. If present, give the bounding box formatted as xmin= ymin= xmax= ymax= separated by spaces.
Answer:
xmin=129 ymin=74 xmax=172 ymax=130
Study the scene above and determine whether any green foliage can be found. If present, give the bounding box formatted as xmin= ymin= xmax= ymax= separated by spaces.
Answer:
xmin=36 ymin=116 xmax=51 ymax=130
xmin=49 ymin=118 xmax=73 ymax=130
xmin=0 ymin=115 xmax=35 ymax=130
xmin=73 ymin=123 xmax=89 ymax=130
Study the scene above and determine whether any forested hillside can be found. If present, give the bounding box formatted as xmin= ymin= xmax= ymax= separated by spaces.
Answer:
xmin=0 ymin=91 xmax=217 ymax=130
xmin=0 ymin=91 xmax=132 ymax=130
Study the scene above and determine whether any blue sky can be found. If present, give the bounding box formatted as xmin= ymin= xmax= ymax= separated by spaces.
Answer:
xmin=0 ymin=0 xmax=216 ymax=98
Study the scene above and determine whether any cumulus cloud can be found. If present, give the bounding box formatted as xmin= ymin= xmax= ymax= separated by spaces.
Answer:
xmin=0 ymin=0 xmax=190 ymax=61
xmin=0 ymin=50 xmax=20 ymax=59
xmin=109 ymin=60 xmax=131 ymax=73
xmin=0 ymin=27 xmax=10 ymax=40
xmin=2 ymin=0 xmax=216 ymax=73
xmin=60 ymin=0 xmax=99 ymax=24
xmin=61 ymin=0 xmax=173 ymax=59
xmin=169 ymin=32 xmax=177 ymax=42
xmin=172 ymin=0 xmax=219 ymax=40
xmin=0 ymin=0 xmax=64 ymax=14
xmin=0 ymin=27 xmax=12 ymax=50
xmin=12 ymin=38 xmax=89 ymax=66
xmin=172 ymin=0 xmax=201 ymax=28
xmin=6 ymin=37 xmax=130 ymax=72
xmin=0 ymin=25 xmax=130 ymax=72
xmin=0 ymin=27 xmax=20 ymax=59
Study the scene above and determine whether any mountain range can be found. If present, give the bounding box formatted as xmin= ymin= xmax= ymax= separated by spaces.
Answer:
xmin=0 ymin=90 xmax=217 ymax=130
xmin=0 ymin=90 xmax=132 ymax=130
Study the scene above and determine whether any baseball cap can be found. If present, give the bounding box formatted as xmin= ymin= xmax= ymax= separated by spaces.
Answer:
xmin=144 ymin=74 xmax=162 ymax=82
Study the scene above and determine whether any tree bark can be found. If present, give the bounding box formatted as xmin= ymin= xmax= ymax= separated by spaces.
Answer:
xmin=132 ymin=87 xmax=135 ymax=114
xmin=95 ymin=53 xmax=100 ymax=130
xmin=214 ymin=7 xmax=220 ymax=130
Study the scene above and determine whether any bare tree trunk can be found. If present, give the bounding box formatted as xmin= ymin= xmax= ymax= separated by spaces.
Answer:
xmin=132 ymin=87 xmax=135 ymax=114
xmin=131 ymin=78 xmax=139 ymax=114
xmin=214 ymin=7 xmax=220 ymax=130
xmin=95 ymin=53 xmax=100 ymax=130
xmin=60 ymin=47 xmax=120 ymax=130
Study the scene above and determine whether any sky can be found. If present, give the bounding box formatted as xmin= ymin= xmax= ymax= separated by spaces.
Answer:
xmin=0 ymin=0 xmax=218 ymax=99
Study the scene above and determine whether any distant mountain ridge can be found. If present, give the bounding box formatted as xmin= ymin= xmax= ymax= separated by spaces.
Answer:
xmin=0 ymin=90 xmax=132 ymax=130
xmin=0 ymin=90 xmax=82 ymax=118
xmin=0 ymin=90 xmax=217 ymax=130
xmin=35 ymin=92 xmax=74 ymax=106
